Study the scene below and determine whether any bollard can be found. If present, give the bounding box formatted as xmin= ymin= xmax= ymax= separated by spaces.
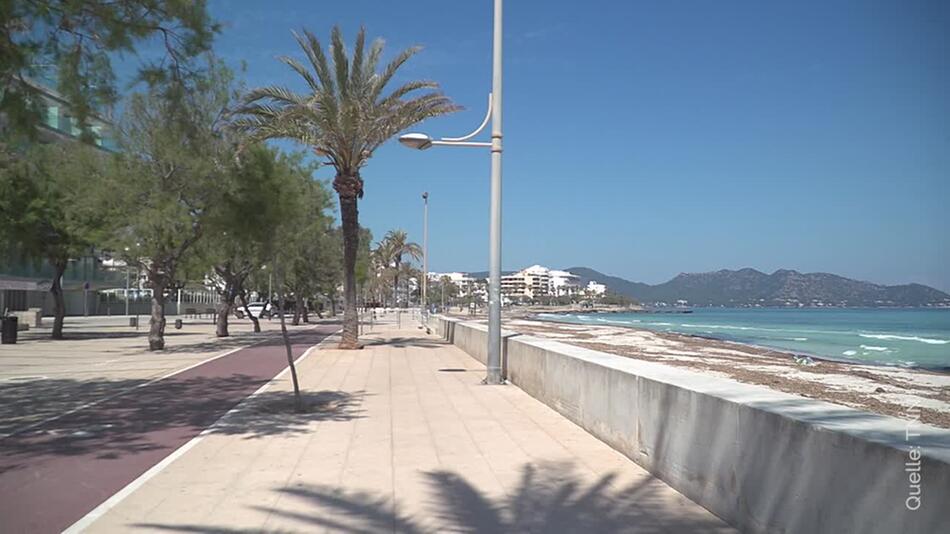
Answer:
xmin=175 ymin=318 xmax=183 ymax=329
xmin=1 ymin=316 xmax=18 ymax=344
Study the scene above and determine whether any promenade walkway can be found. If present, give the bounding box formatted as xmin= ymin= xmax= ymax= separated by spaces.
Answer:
xmin=79 ymin=318 xmax=734 ymax=533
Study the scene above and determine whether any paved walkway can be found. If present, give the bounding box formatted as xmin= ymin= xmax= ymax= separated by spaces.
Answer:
xmin=0 ymin=315 xmax=310 ymax=437
xmin=83 ymin=321 xmax=735 ymax=533
xmin=0 ymin=324 xmax=338 ymax=533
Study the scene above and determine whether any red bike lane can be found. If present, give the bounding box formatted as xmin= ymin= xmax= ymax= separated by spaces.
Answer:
xmin=0 ymin=326 xmax=337 ymax=533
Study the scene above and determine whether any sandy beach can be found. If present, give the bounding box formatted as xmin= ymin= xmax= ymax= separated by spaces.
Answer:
xmin=448 ymin=310 xmax=950 ymax=429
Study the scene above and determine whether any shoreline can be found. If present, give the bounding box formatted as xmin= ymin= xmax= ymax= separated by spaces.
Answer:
xmin=477 ymin=313 xmax=950 ymax=429
xmin=527 ymin=309 xmax=950 ymax=373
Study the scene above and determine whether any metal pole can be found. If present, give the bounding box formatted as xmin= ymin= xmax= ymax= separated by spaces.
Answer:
xmin=424 ymin=197 xmax=429 ymax=313
xmin=125 ymin=266 xmax=130 ymax=316
xmin=486 ymin=0 xmax=504 ymax=384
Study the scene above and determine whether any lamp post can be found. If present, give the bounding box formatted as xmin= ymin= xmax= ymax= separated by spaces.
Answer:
xmin=399 ymin=0 xmax=504 ymax=384
xmin=422 ymin=192 xmax=429 ymax=318
xmin=124 ymin=248 xmax=131 ymax=317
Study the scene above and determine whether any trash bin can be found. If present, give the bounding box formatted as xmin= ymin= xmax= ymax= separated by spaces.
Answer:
xmin=175 ymin=319 xmax=183 ymax=329
xmin=129 ymin=317 xmax=138 ymax=327
xmin=1 ymin=316 xmax=18 ymax=344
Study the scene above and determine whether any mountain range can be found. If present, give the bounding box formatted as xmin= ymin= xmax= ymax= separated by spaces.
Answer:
xmin=465 ymin=267 xmax=950 ymax=307
xmin=563 ymin=267 xmax=950 ymax=308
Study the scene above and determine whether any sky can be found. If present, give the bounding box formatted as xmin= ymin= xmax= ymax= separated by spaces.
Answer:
xmin=198 ymin=0 xmax=948 ymax=291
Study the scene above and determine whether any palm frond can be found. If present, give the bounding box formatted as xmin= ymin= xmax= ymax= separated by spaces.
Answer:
xmin=350 ymin=27 xmax=366 ymax=88
xmin=232 ymin=26 xmax=458 ymax=177
xmin=371 ymin=46 xmax=422 ymax=102
xmin=331 ymin=26 xmax=350 ymax=98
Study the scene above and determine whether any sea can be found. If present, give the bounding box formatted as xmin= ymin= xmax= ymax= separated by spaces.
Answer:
xmin=537 ymin=308 xmax=950 ymax=370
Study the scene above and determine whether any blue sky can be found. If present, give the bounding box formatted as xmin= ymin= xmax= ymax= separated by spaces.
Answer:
xmin=201 ymin=0 xmax=949 ymax=290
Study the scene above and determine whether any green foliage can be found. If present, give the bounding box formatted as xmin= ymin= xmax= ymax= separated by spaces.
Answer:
xmin=96 ymin=60 xmax=235 ymax=294
xmin=232 ymin=26 xmax=459 ymax=176
xmin=1 ymin=0 xmax=218 ymax=139
xmin=233 ymin=25 xmax=457 ymax=344
xmin=379 ymin=229 xmax=422 ymax=267
xmin=599 ymin=292 xmax=635 ymax=306
xmin=201 ymin=144 xmax=298 ymax=280
xmin=0 ymin=142 xmax=105 ymax=268
xmin=271 ymin=154 xmax=339 ymax=303
xmin=354 ymin=227 xmax=373 ymax=287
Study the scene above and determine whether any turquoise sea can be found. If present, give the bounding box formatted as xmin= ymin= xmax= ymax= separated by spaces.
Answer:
xmin=537 ymin=308 xmax=950 ymax=370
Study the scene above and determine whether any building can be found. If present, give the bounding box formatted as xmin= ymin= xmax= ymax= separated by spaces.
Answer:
xmin=25 ymin=73 xmax=118 ymax=150
xmin=500 ymin=265 xmax=590 ymax=300
xmin=549 ymin=270 xmax=581 ymax=296
xmin=427 ymin=272 xmax=486 ymax=305
xmin=434 ymin=265 xmax=603 ymax=303
xmin=586 ymin=281 xmax=607 ymax=296
xmin=501 ymin=265 xmax=553 ymax=300
xmin=428 ymin=272 xmax=476 ymax=292
xmin=428 ymin=272 xmax=480 ymax=297
xmin=0 ymin=75 xmax=120 ymax=317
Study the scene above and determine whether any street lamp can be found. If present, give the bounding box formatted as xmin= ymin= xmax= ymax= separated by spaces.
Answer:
xmin=398 ymin=0 xmax=504 ymax=385
xmin=261 ymin=264 xmax=272 ymax=303
xmin=422 ymin=192 xmax=429 ymax=319
xmin=124 ymin=246 xmax=131 ymax=316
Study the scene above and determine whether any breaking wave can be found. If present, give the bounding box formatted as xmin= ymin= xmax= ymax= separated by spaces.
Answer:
xmin=859 ymin=334 xmax=949 ymax=345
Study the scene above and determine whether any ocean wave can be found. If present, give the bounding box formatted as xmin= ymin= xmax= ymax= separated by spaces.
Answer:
xmin=860 ymin=345 xmax=890 ymax=352
xmin=680 ymin=323 xmax=756 ymax=331
xmin=859 ymin=334 xmax=949 ymax=345
xmin=842 ymin=350 xmax=857 ymax=356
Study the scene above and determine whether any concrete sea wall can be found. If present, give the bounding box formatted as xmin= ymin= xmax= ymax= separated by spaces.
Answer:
xmin=428 ymin=315 xmax=950 ymax=534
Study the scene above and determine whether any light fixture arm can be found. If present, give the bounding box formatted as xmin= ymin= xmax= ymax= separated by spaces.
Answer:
xmin=442 ymin=93 xmax=493 ymax=142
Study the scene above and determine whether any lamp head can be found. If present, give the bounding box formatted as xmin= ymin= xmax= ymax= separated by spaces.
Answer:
xmin=399 ymin=133 xmax=433 ymax=150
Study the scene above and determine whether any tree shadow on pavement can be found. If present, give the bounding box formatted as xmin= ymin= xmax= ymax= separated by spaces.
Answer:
xmin=135 ymin=461 xmax=732 ymax=533
xmin=0 ymin=374 xmax=364 ymax=474
xmin=17 ymin=330 xmax=193 ymax=342
xmin=209 ymin=389 xmax=367 ymax=439
xmin=360 ymin=337 xmax=447 ymax=349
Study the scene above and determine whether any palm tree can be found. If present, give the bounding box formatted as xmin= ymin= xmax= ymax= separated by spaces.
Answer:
xmin=369 ymin=243 xmax=393 ymax=306
xmin=381 ymin=229 xmax=422 ymax=308
xmin=232 ymin=27 xmax=457 ymax=348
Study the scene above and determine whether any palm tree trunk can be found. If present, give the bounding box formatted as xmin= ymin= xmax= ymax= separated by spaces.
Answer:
xmin=336 ymin=173 xmax=361 ymax=349
xmin=50 ymin=258 xmax=67 ymax=340
xmin=393 ymin=259 xmax=400 ymax=309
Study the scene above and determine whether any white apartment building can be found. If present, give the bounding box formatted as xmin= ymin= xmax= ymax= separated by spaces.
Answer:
xmin=586 ymin=281 xmax=607 ymax=295
xmin=549 ymin=269 xmax=581 ymax=296
xmin=501 ymin=265 xmax=592 ymax=300
xmin=431 ymin=266 xmax=604 ymax=302
xmin=501 ymin=266 xmax=550 ymax=299
xmin=427 ymin=272 xmax=481 ymax=298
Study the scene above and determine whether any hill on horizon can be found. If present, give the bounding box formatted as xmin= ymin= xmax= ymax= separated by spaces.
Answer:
xmin=562 ymin=267 xmax=950 ymax=308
